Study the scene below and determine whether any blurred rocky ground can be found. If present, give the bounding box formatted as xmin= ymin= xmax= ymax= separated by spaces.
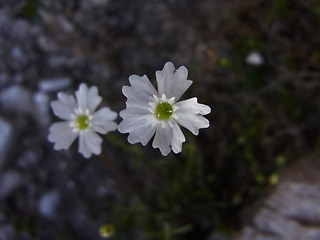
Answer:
xmin=208 ymin=156 xmax=320 ymax=240
xmin=234 ymin=156 xmax=320 ymax=240
xmin=1 ymin=0 xmax=320 ymax=240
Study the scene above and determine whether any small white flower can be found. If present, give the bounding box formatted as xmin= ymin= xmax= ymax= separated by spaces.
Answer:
xmin=246 ymin=51 xmax=264 ymax=66
xmin=118 ymin=62 xmax=211 ymax=156
xmin=48 ymin=83 xmax=118 ymax=158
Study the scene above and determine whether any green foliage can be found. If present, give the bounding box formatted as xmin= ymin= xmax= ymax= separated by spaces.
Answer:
xmin=20 ymin=0 xmax=39 ymax=20
xmin=219 ymin=58 xmax=232 ymax=69
xmin=309 ymin=1 xmax=320 ymax=21
xmin=267 ymin=0 xmax=291 ymax=21
xmin=278 ymin=87 xmax=302 ymax=118
xmin=109 ymin=135 xmax=226 ymax=239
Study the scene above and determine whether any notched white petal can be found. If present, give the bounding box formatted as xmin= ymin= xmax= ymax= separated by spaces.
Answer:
xmin=176 ymin=65 xmax=188 ymax=80
xmin=152 ymin=124 xmax=172 ymax=156
xmin=129 ymin=74 xmax=157 ymax=96
xmin=156 ymin=62 xmax=193 ymax=101
xmin=51 ymin=100 xmax=73 ymax=120
xmin=92 ymin=107 xmax=118 ymax=134
xmin=118 ymin=112 xmax=154 ymax=133
xmin=117 ymin=105 xmax=156 ymax=145
xmin=171 ymin=121 xmax=185 ymax=154
xmin=93 ymin=107 xmax=117 ymax=121
xmin=87 ymin=86 xmax=102 ymax=113
xmin=122 ymin=86 xmax=153 ymax=109
xmin=75 ymin=83 xmax=89 ymax=110
xmin=79 ymin=130 xmax=102 ymax=158
xmin=175 ymin=97 xmax=211 ymax=135
xmin=48 ymin=122 xmax=77 ymax=150
xmin=175 ymin=114 xmax=209 ymax=135
xmin=119 ymin=107 xmax=151 ymax=119
xmin=57 ymin=92 xmax=77 ymax=110
xmin=127 ymin=122 xmax=156 ymax=146
xmin=175 ymin=97 xmax=211 ymax=115
xmin=79 ymin=133 xmax=91 ymax=158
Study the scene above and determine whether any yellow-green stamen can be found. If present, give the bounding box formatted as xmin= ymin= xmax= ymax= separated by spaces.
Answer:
xmin=155 ymin=102 xmax=173 ymax=120
xmin=76 ymin=115 xmax=90 ymax=130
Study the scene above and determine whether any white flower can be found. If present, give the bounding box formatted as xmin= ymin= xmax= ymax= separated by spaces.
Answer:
xmin=118 ymin=62 xmax=211 ymax=156
xmin=48 ymin=83 xmax=118 ymax=158
xmin=246 ymin=51 xmax=264 ymax=66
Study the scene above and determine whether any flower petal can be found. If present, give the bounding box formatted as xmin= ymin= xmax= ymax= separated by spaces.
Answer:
xmin=129 ymin=74 xmax=157 ymax=96
xmin=50 ymin=93 xmax=76 ymax=120
xmin=156 ymin=62 xmax=193 ymax=101
xmin=75 ymin=84 xmax=102 ymax=112
xmin=87 ymin=86 xmax=102 ymax=112
xmin=92 ymin=107 xmax=118 ymax=134
xmin=175 ymin=97 xmax=211 ymax=115
xmin=58 ymin=92 xmax=77 ymax=109
xmin=48 ymin=122 xmax=77 ymax=150
xmin=152 ymin=123 xmax=172 ymax=156
xmin=75 ymin=83 xmax=88 ymax=110
xmin=171 ymin=121 xmax=185 ymax=154
xmin=118 ymin=110 xmax=156 ymax=146
xmin=79 ymin=130 xmax=102 ymax=158
xmin=122 ymin=75 xmax=156 ymax=110
xmin=122 ymin=86 xmax=150 ymax=108
xmin=119 ymin=107 xmax=151 ymax=118
xmin=175 ymin=97 xmax=211 ymax=135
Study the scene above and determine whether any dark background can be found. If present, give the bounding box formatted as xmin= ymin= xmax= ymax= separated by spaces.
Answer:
xmin=0 ymin=0 xmax=320 ymax=239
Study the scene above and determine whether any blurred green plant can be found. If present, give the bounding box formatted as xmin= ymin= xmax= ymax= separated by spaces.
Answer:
xmin=100 ymin=223 xmax=115 ymax=238
xmin=20 ymin=0 xmax=39 ymax=20
xmin=267 ymin=0 xmax=291 ymax=21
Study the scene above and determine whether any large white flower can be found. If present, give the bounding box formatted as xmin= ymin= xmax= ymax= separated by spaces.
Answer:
xmin=48 ymin=83 xmax=118 ymax=158
xmin=118 ymin=62 xmax=211 ymax=156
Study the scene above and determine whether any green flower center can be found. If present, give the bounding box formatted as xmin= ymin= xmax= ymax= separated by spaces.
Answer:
xmin=76 ymin=115 xmax=90 ymax=130
xmin=155 ymin=102 xmax=173 ymax=120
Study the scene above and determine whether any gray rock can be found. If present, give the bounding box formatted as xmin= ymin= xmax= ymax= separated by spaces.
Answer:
xmin=266 ymin=183 xmax=320 ymax=225
xmin=9 ymin=46 xmax=27 ymax=69
xmin=10 ymin=46 xmax=25 ymax=60
xmin=234 ymin=157 xmax=320 ymax=240
xmin=0 ymin=224 xmax=15 ymax=240
xmin=0 ymin=118 xmax=13 ymax=169
xmin=0 ymin=72 xmax=10 ymax=86
xmin=0 ymin=170 xmax=24 ymax=199
xmin=38 ymin=191 xmax=60 ymax=219
xmin=303 ymin=229 xmax=320 ymax=240
xmin=36 ymin=35 xmax=58 ymax=52
xmin=56 ymin=15 xmax=74 ymax=33
xmin=38 ymin=77 xmax=71 ymax=92
xmin=10 ymin=19 xmax=31 ymax=42
xmin=16 ymin=149 xmax=40 ymax=169
xmin=12 ymin=73 xmax=23 ymax=84
xmin=237 ymin=227 xmax=282 ymax=240
xmin=254 ymin=208 xmax=304 ymax=239
xmin=82 ymin=0 xmax=110 ymax=8
xmin=0 ymin=85 xmax=34 ymax=114
xmin=33 ymin=91 xmax=50 ymax=126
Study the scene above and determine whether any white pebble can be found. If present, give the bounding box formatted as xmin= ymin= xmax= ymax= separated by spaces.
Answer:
xmin=246 ymin=51 xmax=264 ymax=66
xmin=38 ymin=191 xmax=60 ymax=218
xmin=38 ymin=77 xmax=71 ymax=92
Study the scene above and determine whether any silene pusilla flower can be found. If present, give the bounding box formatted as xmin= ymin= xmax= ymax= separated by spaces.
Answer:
xmin=48 ymin=83 xmax=118 ymax=158
xmin=118 ymin=62 xmax=211 ymax=156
